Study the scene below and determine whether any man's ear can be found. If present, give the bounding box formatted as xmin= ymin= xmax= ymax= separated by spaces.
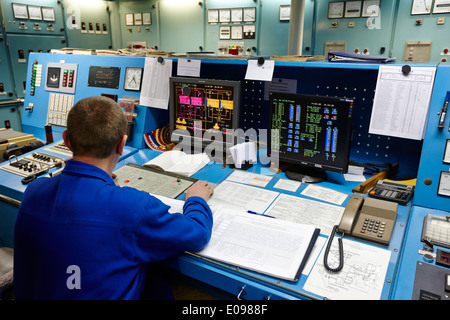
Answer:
xmin=62 ymin=130 xmax=73 ymax=151
xmin=116 ymin=135 xmax=127 ymax=156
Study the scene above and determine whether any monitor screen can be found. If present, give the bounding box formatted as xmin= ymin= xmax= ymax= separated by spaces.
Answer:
xmin=169 ymin=77 xmax=240 ymax=152
xmin=268 ymin=92 xmax=354 ymax=183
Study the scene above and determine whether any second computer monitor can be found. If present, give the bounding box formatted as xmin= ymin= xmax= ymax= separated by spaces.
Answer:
xmin=268 ymin=92 xmax=354 ymax=183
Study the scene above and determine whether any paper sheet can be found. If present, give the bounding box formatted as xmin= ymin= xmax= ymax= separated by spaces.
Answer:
xmin=273 ymin=178 xmax=302 ymax=192
xmin=207 ymin=181 xmax=279 ymax=214
xmin=304 ymin=238 xmax=391 ymax=300
xmin=264 ymin=193 xmax=344 ymax=236
xmin=197 ymin=207 xmax=317 ymax=280
xmin=245 ymin=59 xmax=275 ymax=81
xmin=301 ymin=184 xmax=348 ymax=205
xmin=225 ymin=170 xmax=272 ymax=188
xmin=177 ymin=58 xmax=201 ymax=77
xmin=140 ymin=57 xmax=173 ymax=109
xmin=369 ymin=65 xmax=436 ymax=140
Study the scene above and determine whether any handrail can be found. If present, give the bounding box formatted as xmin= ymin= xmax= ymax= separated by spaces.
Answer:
xmin=0 ymin=194 xmax=21 ymax=208
xmin=0 ymin=99 xmax=24 ymax=106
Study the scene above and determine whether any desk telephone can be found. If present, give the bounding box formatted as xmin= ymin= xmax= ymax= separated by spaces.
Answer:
xmin=324 ymin=195 xmax=398 ymax=272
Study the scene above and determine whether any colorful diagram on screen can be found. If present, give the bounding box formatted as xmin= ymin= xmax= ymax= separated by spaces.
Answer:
xmin=173 ymin=83 xmax=235 ymax=138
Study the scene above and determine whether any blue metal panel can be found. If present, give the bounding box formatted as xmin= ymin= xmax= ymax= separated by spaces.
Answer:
xmin=21 ymin=53 xmax=169 ymax=149
xmin=391 ymin=205 xmax=450 ymax=300
xmin=413 ymin=65 xmax=450 ymax=210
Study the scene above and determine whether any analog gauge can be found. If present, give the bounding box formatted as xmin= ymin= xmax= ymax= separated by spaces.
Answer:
xmin=243 ymin=7 xmax=256 ymax=22
xmin=231 ymin=8 xmax=243 ymax=23
xmin=12 ymin=3 xmax=28 ymax=19
xmin=124 ymin=67 xmax=143 ymax=91
xmin=411 ymin=0 xmax=433 ymax=14
xmin=433 ymin=0 xmax=450 ymax=13
xmin=207 ymin=9 xmax=219 ymax=23
xmin=328 ymin=2 xmax=344 ymax=19
xmin=219 ymin=9 xmax=231 ymax=23
xmin=362 ymin=0 xmax=380 ymax=17
xmin=345 ymin=1 xmax=362 ymax=18
xmin=279 ymin=5 xmax=291 ymax=20
xmin=231 ymin=25 xmax=243 ymax=39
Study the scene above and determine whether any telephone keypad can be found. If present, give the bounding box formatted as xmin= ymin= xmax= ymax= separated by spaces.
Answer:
xmin=360 ymin=218 xmax=388 ymax=238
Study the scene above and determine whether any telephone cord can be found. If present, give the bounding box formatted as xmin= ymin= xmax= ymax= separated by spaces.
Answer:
xmin=323 ymin=225 xmax=344 ymax=273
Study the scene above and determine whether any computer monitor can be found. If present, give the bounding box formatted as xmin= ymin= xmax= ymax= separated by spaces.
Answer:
xmin=169 ymin=77 xmax=241 ymax=154
xmin=268 ymin=92 xmax=354 ymax=183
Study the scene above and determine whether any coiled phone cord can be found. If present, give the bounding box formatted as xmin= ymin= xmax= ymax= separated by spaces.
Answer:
xmin=323 ymin=225 xmax=344 ymax=273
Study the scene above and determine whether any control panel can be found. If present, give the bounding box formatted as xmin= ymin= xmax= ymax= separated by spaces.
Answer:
xmin=0 ymin=151 xmax=63 ymax=177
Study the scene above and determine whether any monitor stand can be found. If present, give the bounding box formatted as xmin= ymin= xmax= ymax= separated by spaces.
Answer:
xmin=284 ymin=164 xmax=328 ymax=183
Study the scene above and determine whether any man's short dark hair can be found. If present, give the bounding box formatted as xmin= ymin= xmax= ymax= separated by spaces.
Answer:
xmin=66 ymin=96 xmax=127 ymax=158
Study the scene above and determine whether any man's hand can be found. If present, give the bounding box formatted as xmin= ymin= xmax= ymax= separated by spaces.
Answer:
xmin=186 ymin=180 xmax=214 ymax=202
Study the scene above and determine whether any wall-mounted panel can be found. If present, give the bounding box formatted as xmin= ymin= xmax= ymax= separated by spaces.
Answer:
xmin=159 ymin=0 xmax=203 ymax=53
xmin=0 ymin=15 xmax=15 ymax=101
xmin=117 ymin=0 xmax=159 ymax=49
xmin=314 ymin=0 xmax=396 ymax=57
xmin=0 ymin=0 xmax=65 ymax=36
xmin=391 ymin=1 xmax=450 ymax=63
xmin=6 ymin=34 xmax=66 ymax=98
xmin=63 ymin=0 xmax=112 ymax=49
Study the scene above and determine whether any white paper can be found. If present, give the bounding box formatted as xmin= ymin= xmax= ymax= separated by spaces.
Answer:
xmin=301 ymin=184 xmax=348 ymax=205
xmin=245 ymin=59 xmax=275 ymax=82
xmin=229 ymin=142 xmax=257 ymax=168
xmin=226 ymin=170 xmax=272 ymax=188
xmin=369 ymin=66 xmax=436 ymax=140
xmin=273 ymin=178 xmax=302 ymax=192
xmin=197 ymin=207 xmax=317 ymax=280
xmin=264 ymin=193 xmax=344 ymax=236
xmin=177 ymin=58 xmax=201 ymax=77
xmin=207 ymin=181 xmax=279 ymax=214
xmin=304 ymin=239 xmax=391 ymax=300
xmin=140 ymin=57 xmax=173 ymax=109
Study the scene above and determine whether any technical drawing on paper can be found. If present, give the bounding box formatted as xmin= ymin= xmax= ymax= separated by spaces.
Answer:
xmin=304 ymin=238 xmax=391 ymax=300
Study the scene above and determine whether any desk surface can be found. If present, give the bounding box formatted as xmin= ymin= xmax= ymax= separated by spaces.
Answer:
xmin=115 ymin=148 xmax=413 ymax=300
xmin=0 ymin=145 xmax=437 ymax=300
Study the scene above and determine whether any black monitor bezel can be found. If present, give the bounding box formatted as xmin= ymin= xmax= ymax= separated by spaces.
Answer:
xmin=267 ymin=92 xmax=353 ymax=175
xmin=169 ymin=76 xmax=241 ymax=149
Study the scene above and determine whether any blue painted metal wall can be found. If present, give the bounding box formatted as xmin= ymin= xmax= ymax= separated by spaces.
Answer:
xmin=21 ymin=53 xmax=168 ymax=149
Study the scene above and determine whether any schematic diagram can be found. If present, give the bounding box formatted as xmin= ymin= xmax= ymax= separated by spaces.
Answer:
xmin=173 ymin=84 xmax=235 ymax=137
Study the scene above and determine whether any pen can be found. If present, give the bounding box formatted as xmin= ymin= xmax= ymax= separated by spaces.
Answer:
xmin=247 ymin=210 xmax=275 ymax=218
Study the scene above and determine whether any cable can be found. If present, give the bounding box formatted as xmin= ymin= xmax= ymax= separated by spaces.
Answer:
xmin=323 ymin=225 xmax=344 ymax=273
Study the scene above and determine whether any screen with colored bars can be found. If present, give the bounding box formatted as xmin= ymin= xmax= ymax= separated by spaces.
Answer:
xmin=169 ymin=77 xmax=240 ymax=149
xmin=268 ymin=92 xmax=354 ymax=182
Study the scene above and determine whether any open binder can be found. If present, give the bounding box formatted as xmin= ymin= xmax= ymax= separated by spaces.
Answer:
xmin=196 ymin=207 xmax=321 ymax=282
xmin=328 ymin=52 xmax=396 ymax=63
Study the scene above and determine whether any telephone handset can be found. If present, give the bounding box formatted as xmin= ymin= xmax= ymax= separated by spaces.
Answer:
xmin=324 ymin=195 xmax=398 ymax=272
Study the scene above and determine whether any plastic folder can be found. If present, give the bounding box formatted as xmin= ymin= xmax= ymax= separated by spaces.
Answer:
xmin=328 ymin=52 xmax=396 ymax=63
